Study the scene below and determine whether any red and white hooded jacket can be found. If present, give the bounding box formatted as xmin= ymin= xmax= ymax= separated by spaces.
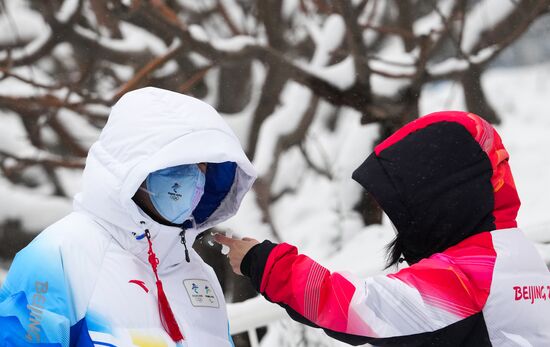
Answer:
xmin=241 ymin=112 xmax=550 ymax=346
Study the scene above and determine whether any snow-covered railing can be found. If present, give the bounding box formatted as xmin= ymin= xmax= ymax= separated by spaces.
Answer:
xmin=228 ymin=296 xmax=287 ymax=347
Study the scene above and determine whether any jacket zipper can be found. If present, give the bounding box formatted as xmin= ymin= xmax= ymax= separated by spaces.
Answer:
xmin=180 ymin=229 xmax=191 ymax=263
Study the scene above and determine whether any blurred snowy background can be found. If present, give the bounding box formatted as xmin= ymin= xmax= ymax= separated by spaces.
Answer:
xmin=1 ymin=0 xmax=549 ymax=346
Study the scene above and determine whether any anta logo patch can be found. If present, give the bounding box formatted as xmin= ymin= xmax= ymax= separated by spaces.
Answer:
xmin=129 ymin=280 xmax=149 ymax=293
xmin=183 ymin=279 xmax=219 ymax=308
xmin=168 ymin=182 xmax=182 ymax=201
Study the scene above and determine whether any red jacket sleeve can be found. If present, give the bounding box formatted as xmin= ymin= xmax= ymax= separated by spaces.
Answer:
xmin=241 ymin=235 xmax=496 ymax=346
xmin=258 ymin=243 xmax=355 ymax=332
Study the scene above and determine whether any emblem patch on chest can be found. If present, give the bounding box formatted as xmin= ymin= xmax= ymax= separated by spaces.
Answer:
xmin=183 ymin=279 xmax=219 ymax=308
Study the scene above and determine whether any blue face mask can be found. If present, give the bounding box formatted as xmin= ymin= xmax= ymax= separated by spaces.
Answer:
xmin=143 ymin=164 xmax=206 ymax=225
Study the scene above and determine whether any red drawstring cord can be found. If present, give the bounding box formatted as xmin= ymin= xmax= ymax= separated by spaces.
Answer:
xmin=145 ymin=229 xmax=185 ymax=342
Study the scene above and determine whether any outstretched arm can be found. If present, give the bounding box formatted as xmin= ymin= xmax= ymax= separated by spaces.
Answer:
xmin=215 ymin=234 xmax=494 ymax=346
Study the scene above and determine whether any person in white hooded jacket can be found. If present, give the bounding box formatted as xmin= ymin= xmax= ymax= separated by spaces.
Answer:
xmin=0 ymin=87 xmax=257 ymax=346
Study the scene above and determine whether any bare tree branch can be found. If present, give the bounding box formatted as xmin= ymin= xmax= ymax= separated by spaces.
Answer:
xmin=0 ymin=150 xmax=85 ymax=170
xmin=112 ymin=45 xmax=185 ymax=102
xmin=334 ymin=0 xmax=371 ymax=91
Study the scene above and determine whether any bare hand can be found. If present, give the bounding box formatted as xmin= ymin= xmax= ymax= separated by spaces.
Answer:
xmin=214 ymin=234 xmax=259 ymax=275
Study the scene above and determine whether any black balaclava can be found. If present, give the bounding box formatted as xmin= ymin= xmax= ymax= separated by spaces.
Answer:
xmin=352 ymin=112 xmax=519 ymax=266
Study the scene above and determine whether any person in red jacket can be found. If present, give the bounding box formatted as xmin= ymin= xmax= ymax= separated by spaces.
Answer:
xmin=215 ymin=111 xmax=550 ymax=346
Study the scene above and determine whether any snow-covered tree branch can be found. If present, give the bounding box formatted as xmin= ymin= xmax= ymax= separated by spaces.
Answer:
xmin=1 ymin=0 xmax=550 ymax=344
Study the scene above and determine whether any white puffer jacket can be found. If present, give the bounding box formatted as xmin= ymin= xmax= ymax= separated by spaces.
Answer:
xmin=0 ymin=87 xmax=257 ymax=346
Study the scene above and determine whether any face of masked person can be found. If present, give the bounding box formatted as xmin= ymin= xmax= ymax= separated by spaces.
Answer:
xmin=141 ymin=164 xmax=206 ymax=225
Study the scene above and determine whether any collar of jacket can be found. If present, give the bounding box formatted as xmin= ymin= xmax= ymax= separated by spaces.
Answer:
xmin=82 ymin=205 xmax=199 ymax=271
